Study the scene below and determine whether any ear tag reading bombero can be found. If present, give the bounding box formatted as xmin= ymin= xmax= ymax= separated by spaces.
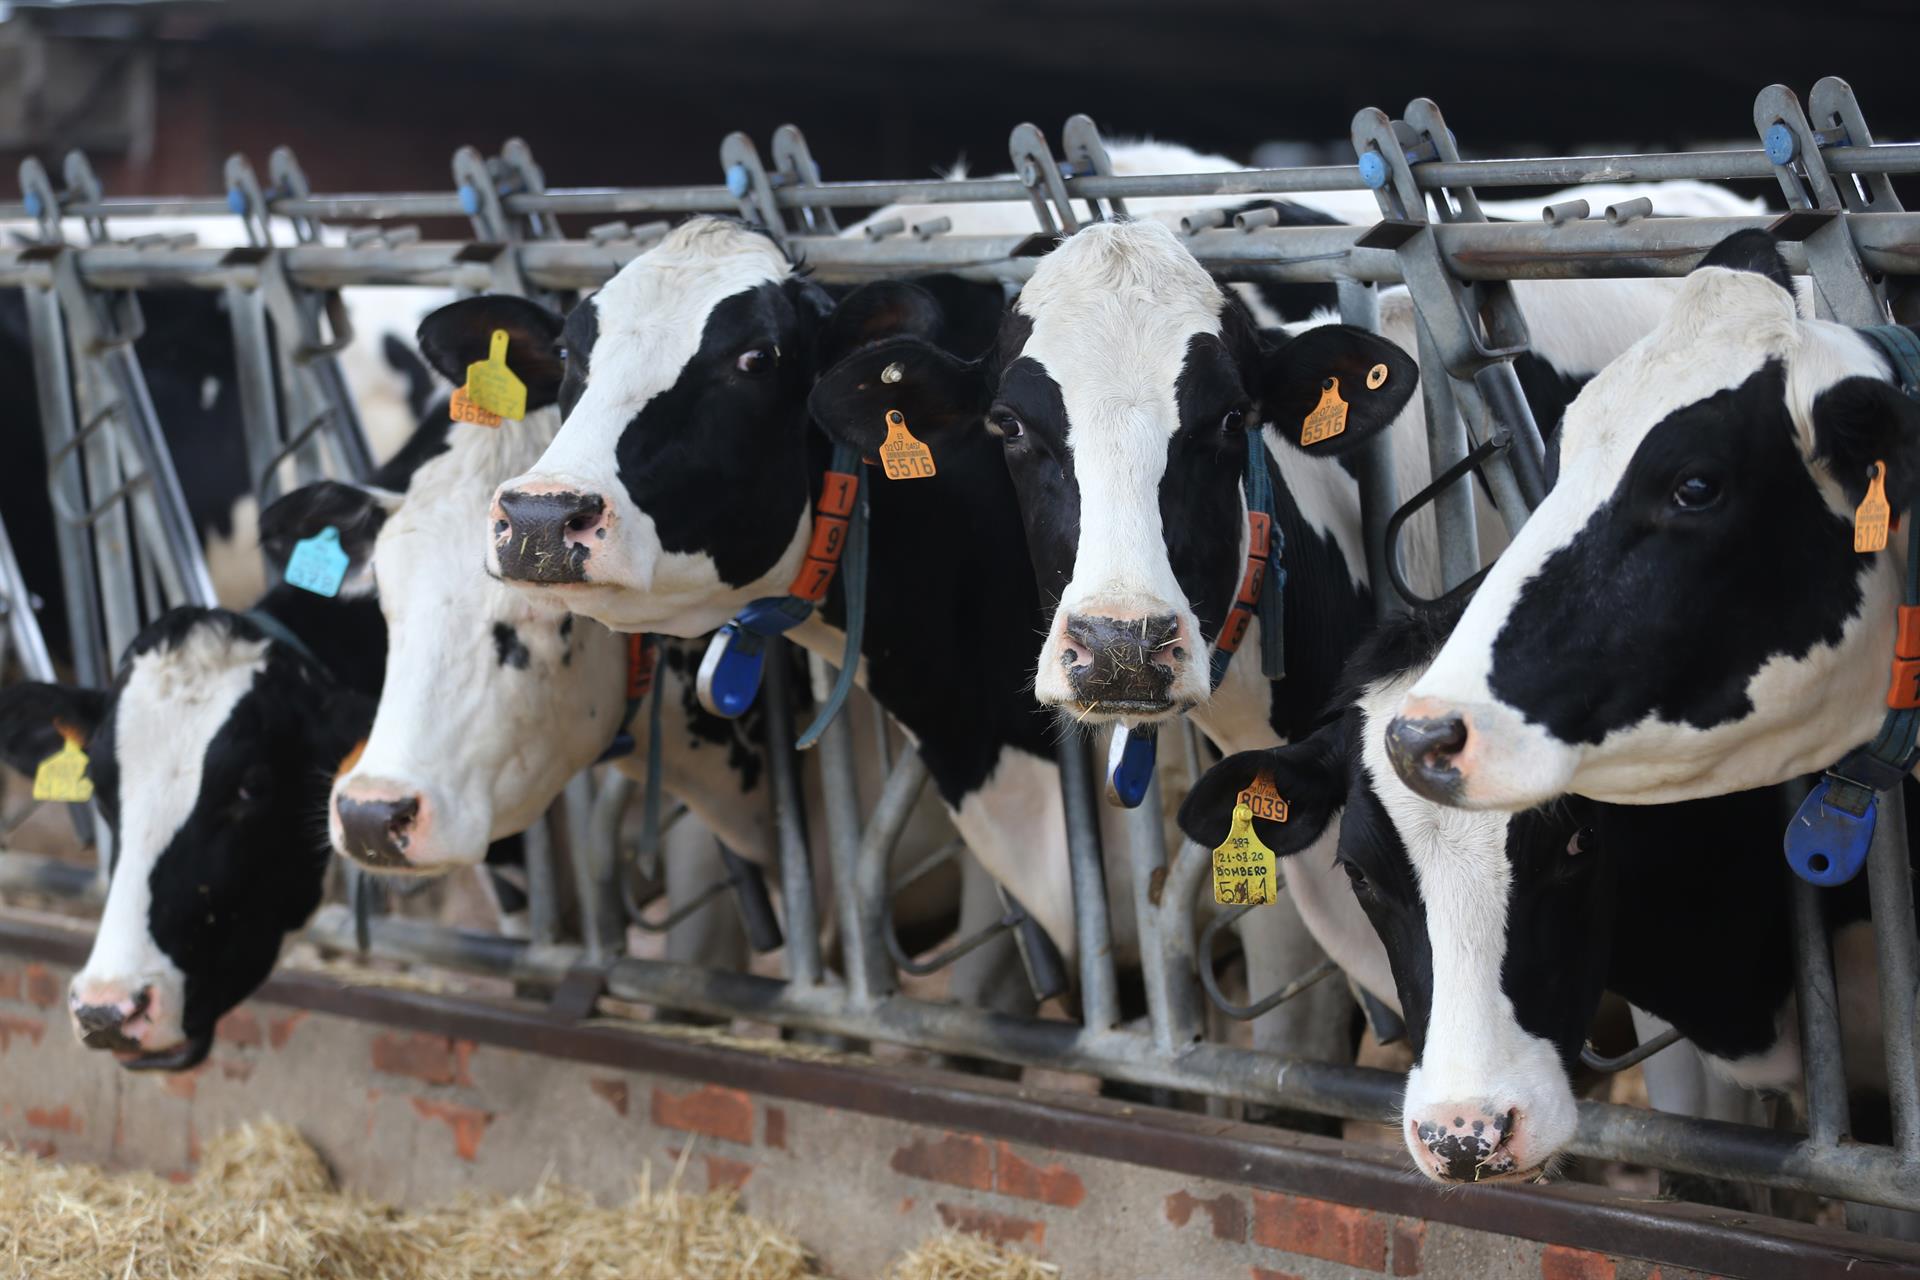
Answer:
xmin=1300 ymin=377 xmax=1348 ymax=447
xmin=33 ymin=731 xmax=93 ymax=804
xmin=1784 ymin=777 xmax=1874 ymax=886
xmin=1213 ymin=800 xmax=1278 ymax=906
xmin=879 ymin=410 xmax=936 ymax=480
xmin=285 ymin=526 xmax=350 ymax=598
xmin=462 ymin=329 xmax=527 ymax=421
xmin=1856 ymin=459 xmax=1891 ymax=554
xmin=1105 ymin=725 xmax=1157 ymax=808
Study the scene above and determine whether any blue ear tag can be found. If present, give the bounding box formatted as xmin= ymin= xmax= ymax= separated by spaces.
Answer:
xmin=696 ymin=622 xmax=768 ymax=719
xmin=284 ymin=526 xmax=349 ymax=597
xmin=1105 ymin=725 xmax=1158 ymax=808
xmin=1784 ymin=777 xmax=1875 ymax=887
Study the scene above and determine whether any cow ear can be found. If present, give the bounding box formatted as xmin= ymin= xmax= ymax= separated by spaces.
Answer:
xmin=1695 ymin=229 xmax=1793 ymax=294
xmin=0 ymin=681 xmax=108 ymax=777
xmin=415 ymin=295 xmax=567 ymax=409
xmin=813 ymin=281 xmax=949 ymax=371
xmin=1177 ymin=720 xmax=1350 ymax=856
xmin=1257 ymin=325 xmax=1419 ymax=457
xmin=1809 ymin=373 xmax=1920 ymax=513
xmin=809 ymin=335 xmax=991 ymax=453
xmin=258 ymin=480 xmax=403 ymax=597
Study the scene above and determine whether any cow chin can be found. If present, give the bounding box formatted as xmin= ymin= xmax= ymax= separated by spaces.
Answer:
xmin=1388 ymin=696 xmax=1578 ymax=812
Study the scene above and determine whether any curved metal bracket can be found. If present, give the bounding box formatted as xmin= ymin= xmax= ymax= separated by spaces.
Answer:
xmin=1581 ymin=1025 xmax=1684 ymax=1074
xmin=223 ymin=154 xmax=275 ymax=249
xmin=771 ymin=124 xmax=837 ymax=235
xmin=62 ymin=151 xmax=108 ymax=245
xmin=18 ymin=156 xmax=64 ymax=245
xmin=719 ymin=132 xmax=787 ymax=245
xmin=1755 ymin=82 xmax=1885 ymax=324
xmin=1810 ymin=77 xmax=1902 ymax=214
xmin=268 ymin=146 xmax=324 ymax=245
xmin=1382 ymin=433 xmax=1505 ymax=608
xmin=1061 ymin=114 xmax=1127 ymax=221
xmin=1009 ymin=122 xmax=1077 ymax=236
xmin=498 ymin=137 xmax=563 ymax=241
xmin=1196 ymin=898 xmax=1342 ymax=1022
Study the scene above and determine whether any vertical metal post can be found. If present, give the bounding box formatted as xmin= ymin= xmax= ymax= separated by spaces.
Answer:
xmin=1338 ymin=278 xmax=1403 ymax=617
xmin=1126 ymin=766 xmax=1201 ymax=1051
xmin=0 ymin=514 xmax=54 ymax=682
xmin=521 ymin=814 xmax=560 ymax=948
xmin=1057 ymin=726 xmax=1118 ymax=1032
xmin=1412 ymin=315 xmax=1480 ymax=593
xmin=808 ymin=652 xmax=889 ymax=1006
xmin=1865 ymin=786 xmax=1920 ymax=1156
xmin=224 ymin=281 xmax=291 ymax=501
xmin=851 ymin=749 xmax=929 ymax=1001
xmin=761 ymin=640 xmax=821 ymax=988
xmin=1787 ymin=784 xmax=1851 ymax=1149
xmin=563 ymin=771 xmax=620 ymax=962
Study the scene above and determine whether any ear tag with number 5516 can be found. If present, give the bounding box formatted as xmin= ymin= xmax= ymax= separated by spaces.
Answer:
xmin=462 ymin=329 xmax=527 ymax=421
xmin=33 ymin=730 xmax=93 ymax=804
xmin=1213 ymin=797 xmax=1278 ymax=907
xmin=879 ymin=410 xmax=936 ymax=480
xmin=285 ymin=526 xmax=350 ymax=598
xmin=1300 ymin=377 xmax=1349 ymax=447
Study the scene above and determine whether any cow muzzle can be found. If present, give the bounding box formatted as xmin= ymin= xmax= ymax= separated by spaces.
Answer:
xmin=1406 ymin=1105 xmax=1536 ymax=1183
xmin=69 ymin=982 xmax=151 ymax=1052
xmin=490 ymin=483 xmax=608 ymax=584
xmin=1384 ymin=711 xmax=1469 ymax=804
xmin=1057 ymin=612 xmax=1187 ymax=713
xmin=334 ymin=776 xmax=487 ymax=873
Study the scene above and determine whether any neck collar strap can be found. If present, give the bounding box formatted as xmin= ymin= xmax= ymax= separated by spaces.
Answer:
xmin=597 ymin=633 xmax=658 ymax=763
xmin=242 ymin=609 xmax=325 ymax=672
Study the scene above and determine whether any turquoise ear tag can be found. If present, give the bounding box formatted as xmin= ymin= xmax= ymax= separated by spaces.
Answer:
xmin=1784 ymin=777 xmax=1875 ymax=887
xmin=1105 ymin=725 xmax=1158 ymax=808
xmin=285 ymin=526 xmax=349 ymax=597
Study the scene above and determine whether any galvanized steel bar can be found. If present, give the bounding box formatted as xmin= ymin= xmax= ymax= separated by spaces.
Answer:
xmin=1864 ymin=786 xmax=1920 ymax=1157
xmin=808 ymin=653 xmax=886 ymax=1005
xmin=1122 ymin=766 xmax=1201 ymax=1053
xmin=760 ymin=640 xmax=822 ymax=989
xmin=1057 ymin=728 xmax=1118 ymax=1032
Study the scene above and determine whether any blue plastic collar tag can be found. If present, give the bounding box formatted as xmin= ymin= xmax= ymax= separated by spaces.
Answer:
xmin=285 ymin=526 xmax=349 ymax=598
xmin=696 ymin=622 xmax=769 ymax=719
xmin=1783 ymin=777 xmax=1875 ymax=887
xmin=1105 ymin=725 xmax=1158 ymax=809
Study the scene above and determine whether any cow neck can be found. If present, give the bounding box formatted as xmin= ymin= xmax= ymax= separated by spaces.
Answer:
xmin=243 ymin=584 xmax=386 ymax=699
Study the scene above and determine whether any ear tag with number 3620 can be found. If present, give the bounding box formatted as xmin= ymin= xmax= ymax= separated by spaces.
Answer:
xmin=462 ymin=329 xmax=527 ymax=421
xmin=285 ymin=526 xmax=350 ymax=598
xmin=33 ymin=730 xmax=93 ymax=804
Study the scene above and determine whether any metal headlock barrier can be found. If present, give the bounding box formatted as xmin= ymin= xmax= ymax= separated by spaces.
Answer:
xmin=5 ymin=74 xmax=1920 ymax=1223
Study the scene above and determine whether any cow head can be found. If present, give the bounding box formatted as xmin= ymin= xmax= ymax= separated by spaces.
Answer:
xmin=1178 ymin=610 xmax=1609 ymax=1184
xmin=1391 ymin=230 xmax=1920 ymax=810
xmin=262 ymin=312 xmax=627 ymax=873
xmin=810 ymin=218 xmax=1414 ymax=724
xmin=0 ymin=609 xmax=368 ymax=1067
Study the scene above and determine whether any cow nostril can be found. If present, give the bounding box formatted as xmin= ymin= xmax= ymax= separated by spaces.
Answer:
xmin=1385 ymin=713 xmax=1470 ymax=797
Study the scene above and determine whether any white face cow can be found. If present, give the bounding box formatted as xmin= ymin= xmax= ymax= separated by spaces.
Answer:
xmin=1389 ymin=231 xmax=1915 ymax=811
xmin=261 ymin=301 xmax=628 ymax=872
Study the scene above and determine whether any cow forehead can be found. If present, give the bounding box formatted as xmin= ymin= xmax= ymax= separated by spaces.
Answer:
xmin=1558 ymin=268 xmax=1802 ymax=471
xmin=1014 ymin=221 xmax=1225 ymax=441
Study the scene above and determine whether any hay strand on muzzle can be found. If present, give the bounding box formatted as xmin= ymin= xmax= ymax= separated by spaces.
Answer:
xmin=0 ymin=1119 xmax=816 ymax=1279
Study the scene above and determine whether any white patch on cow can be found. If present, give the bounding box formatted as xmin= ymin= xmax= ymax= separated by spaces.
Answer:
xmin=77 ymin=623 xmax=268 ymax=1049
xmin=1355 ymin=672 xmax=1577 ymax=1178
xmin=339 ymin=405 xmax=626 ymax=868
xmin=1019 ymin=220 xmax=1225 ymax=713
xmin=1407 ymin=268 xmax=1905 ymax=808
xmin=507 ymin=219 xmax=807 ymax=635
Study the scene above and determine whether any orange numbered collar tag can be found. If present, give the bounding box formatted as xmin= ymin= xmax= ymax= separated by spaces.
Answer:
xmin=878 ymin=410 xmax=936 ymax=480
xmin=1856 ymin=460 xmax=1892 ymax=554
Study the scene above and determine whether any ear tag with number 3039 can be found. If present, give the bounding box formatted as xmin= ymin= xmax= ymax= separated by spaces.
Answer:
xmin=1855 ymin=459 xmax=1891 ymax=554
xmin=33 ymin=728 xmax=93 ymax=804
xmin=879 ymin=410 xmax=936 ymax=480
xmin=1300 ymin=376 xmax=1349 ymax=447
xmin=462 ymin=329 xmax=527 ymax=421
xmin=285 ymin=526 xmax=350 ymax=598
xmin=1213 ymin=770 xmax=1283 ymax=906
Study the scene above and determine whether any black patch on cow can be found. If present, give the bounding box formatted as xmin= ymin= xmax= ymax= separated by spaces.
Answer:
xmin=1487 ymin=361 xmax=1868 ymax=743
xmin=660 ymin=641 xmax=765 ymax=794
xmin=1511 ymin=351 xmax=1593 ymax=450
xmin=557 ymin=297 xmax=598 ymax=419
xmin=492 ymin=622 xmax=531 ymax=670
xmin=558 ymin=615 xmax=574 ymax=665
xmin=1165 ymin=329 xmax=1258 ymax=653
xmin=1696 ymin=229 xmax=1794 ymax=293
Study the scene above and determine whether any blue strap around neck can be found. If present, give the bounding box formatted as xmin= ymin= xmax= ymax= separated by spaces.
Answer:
xmin=242 ymin=608 xmax=324 ymax=672
xmin=1208 ymin=431 xmax=1286 ymax=689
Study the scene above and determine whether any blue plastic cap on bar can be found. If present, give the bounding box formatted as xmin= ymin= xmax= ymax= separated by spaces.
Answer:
xmin=1358 ymin=151 xmax=1389 ymax=191
xmin=226 ymin=188 xmax=248 ymax=216
xmin=1764 ymin=123 xmax=1798 ymax=167
xmin=22 ymin=192 xmax=41 ymax=218
xmin=458 ymin=183 xmax=481 ymax=216
xmin=725 ymin=164 xmax=751 ymax=199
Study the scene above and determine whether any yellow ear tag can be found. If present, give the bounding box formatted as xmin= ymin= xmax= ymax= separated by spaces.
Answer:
xmin=32 ymin=728 xmax=93 ymax=804
xmin=1213 ymin=803 xmax=1278 ymax=907
xmin=1300 ymin=377 xmax=1349 ymax=447
xmin=449 ymin=385 xmax=504 ymax=428
xmin=879 ymin=409 xmax=937 ymax=480
xmin=461 ymin=329 xmax=527 ymax=421
xmin=1856 ymin=460 xmax=1891 ymax=554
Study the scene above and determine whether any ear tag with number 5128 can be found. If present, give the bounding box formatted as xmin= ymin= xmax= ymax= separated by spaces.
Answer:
xmin=462 ymin=329 xmax=527 ymax=421
xmin=33 ymin=730 xmax=93 ymax=804
xmin=285 ymin=526 xmax=350 ymax=598
xmin=1855 ymin=459 xmax=1891 ymax=554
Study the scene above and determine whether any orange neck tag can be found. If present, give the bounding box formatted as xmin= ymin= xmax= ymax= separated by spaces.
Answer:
xmin=450 ymin=385 xmax=504 ymax=428
xmin=1856 ymin=460 xmax=1891 ymax=554
xmin=1237 ymin=770 xmax=1289 ymax=824
xmin=879 ymin=410 xmax=936 ymax=480
xmin=1300 ymin=378 xmax=1349 ymax=447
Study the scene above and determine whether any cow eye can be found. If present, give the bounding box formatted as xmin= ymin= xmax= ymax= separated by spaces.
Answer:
xmin=1339 ymin=860 xmax=1369 ymax=892
xmin=555 ymin=345 xmax=569 ymax=362
xmin=1671 ymin=472 xmax=1721 ymax=511
xmin=986 ymin=409 xmax=1025 ymax=441
xmin=735 ymin=348 xmax=775 ymax=376
xmin=1220 ymin=407 xmax=1247 ymax=433
xmin=1568 ymin=827 xmax=1594 ymax=858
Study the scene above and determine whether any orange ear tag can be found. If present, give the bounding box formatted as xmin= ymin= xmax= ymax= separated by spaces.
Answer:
xmin=1365 ymin=362 xmax=1389 ymax=390
xmin=879 ymin=409 xmax=936 ymax=480
xmin=1237 ymin=769 xmax=1290 ymax=825
xmin=1856 ymin=460 xmax=1891 ymax=554
xmin=461 ymin=329 xmax=527 ymax=421
xmin=32 ymin=725 xmax=93 ymax=804
xmin=449 ymin=385 xmax=504 ymax=428
xmin=1300 ymin=377 xmax=1349 ymax=447
xmin=1212 ymin=801 xmax=1278 ymax=907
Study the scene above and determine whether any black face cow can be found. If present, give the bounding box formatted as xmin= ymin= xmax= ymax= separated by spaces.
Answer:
xmin=1389 ymin=230 xmax=1913 ymax=810
xmin=0 ymin=591 xmax=379 ymax=1068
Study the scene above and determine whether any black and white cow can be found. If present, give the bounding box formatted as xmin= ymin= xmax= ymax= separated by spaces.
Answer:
xmin=1383 ymin=230 xmax=1914 ymax=811
xmin=1179 ymin=606 xmax=1894 ymax=1185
